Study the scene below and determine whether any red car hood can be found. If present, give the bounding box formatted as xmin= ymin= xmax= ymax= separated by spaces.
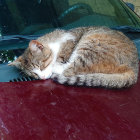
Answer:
xmin=0 ymin=65 xmax=140 ymax=140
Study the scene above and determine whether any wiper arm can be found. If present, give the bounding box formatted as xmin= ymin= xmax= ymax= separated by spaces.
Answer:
xmin=0 ymin=34 xmax=41 ymax=46
xmin=112 ymin=26 xmax=140 ymax=33
xmin=0 ymin=26 xmax=140 ymax=46
xmin=0 ymin=34 xmax=40 ymax=41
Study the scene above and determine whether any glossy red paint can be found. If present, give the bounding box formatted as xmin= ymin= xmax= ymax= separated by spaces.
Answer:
xmin=0 ymin=70 xmax=140 ymax=140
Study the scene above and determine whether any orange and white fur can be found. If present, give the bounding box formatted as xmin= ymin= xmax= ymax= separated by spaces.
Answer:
xmin=9 ymin=26 xmax=139 ymax=88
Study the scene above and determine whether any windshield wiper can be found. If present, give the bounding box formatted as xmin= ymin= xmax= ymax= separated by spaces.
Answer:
xmin=0 ymin=34 xmax=40 ymax=41
xmin=0 ymin=34 xmax=41 ymax=46
xmin=0 ymin=26 xmax=140 ymax=46
xmin=112 ymin=26 xmax=140 ymax=33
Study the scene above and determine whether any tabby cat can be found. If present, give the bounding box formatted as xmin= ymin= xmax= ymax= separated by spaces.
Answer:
xmin=9 ymin=26 xmax=139 ymax=88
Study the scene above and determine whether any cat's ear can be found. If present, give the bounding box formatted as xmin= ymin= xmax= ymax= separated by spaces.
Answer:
xmin=8 ymin=56 xmax=22 ymax=68
xmin=29 ymin=40 xmax=44 ymax=53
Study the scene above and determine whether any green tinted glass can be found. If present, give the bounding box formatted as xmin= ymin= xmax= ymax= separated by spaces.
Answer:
xmin=0 ymin=0 xmax=140 ymax=35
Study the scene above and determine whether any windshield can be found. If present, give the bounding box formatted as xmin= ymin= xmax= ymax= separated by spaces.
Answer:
xmin=0 ymin=0 xmax=140 ymax=36
xmin=0 ymin=0 xmax=140 ymax=82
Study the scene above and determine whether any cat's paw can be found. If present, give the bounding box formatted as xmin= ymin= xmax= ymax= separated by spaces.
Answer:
xmin=44 ymin=72 xmax=52 ymax=79
xmin=53 ymin=63 xmax=65 ymax=74
xmin=63 ymin=68 xmax=75 ymax=77
xmin=33 ymin=68 xmax=52 ymax=80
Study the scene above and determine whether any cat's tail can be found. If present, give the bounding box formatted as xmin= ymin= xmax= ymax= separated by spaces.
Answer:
xmin=51 ymin=69 xmax=138 ymax=88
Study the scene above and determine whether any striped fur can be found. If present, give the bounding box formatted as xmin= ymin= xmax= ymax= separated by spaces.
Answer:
xmin=51 ymin=69 xmax=136 ymax=88
xmin=9 ymin=26 xmax=139 ymax=88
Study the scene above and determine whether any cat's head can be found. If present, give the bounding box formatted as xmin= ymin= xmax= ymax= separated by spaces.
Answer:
xmin=9 ymin=40 xmax=53 ymax=79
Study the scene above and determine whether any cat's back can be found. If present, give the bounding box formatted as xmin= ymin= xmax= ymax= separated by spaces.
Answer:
xmin=81 ymin=26 xmax=137 ymax=55
xmin=76 ymin=27 xmax=138 ymax=74
xmin=82 ymin=26 xmax=132 ymax=44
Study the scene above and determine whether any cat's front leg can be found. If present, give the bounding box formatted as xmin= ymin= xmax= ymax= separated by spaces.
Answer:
xmin=52 ymin=62 xmax=65 ymax=75
xmin=52 ymin=62 xmax=71 ymax=75
xmin=62 ymin=63 xmax=76 ymax=77
xmin=57 ymin=40 xmax=76 ymax=63
xmin=53 ymin=62 xmax=76 ymax=77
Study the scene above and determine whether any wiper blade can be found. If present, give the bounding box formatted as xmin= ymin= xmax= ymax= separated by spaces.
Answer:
xmin=0 ymin=34 xmax=41 ymax=46
xmin=0 ymin=34 xmax=40 ymax=41
xmin=0 ymin=26 xmax=140 ymax=46
xmin=112 ymin=26 xmax=140 ymax=33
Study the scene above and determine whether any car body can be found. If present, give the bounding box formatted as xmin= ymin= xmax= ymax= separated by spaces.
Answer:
xmin=0 ymin=0 xmax=140 ymax=139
